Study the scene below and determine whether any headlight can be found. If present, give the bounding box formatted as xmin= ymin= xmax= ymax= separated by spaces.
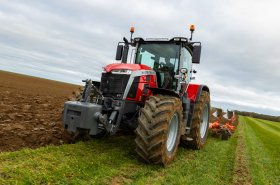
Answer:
xmin=111 ymin=69 xmax=132 ymax=75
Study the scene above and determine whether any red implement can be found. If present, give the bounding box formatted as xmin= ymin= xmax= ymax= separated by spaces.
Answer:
xmin=209 ymin=108 xmax=239 ymax=140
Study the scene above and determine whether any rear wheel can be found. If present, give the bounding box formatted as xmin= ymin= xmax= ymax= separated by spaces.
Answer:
xmin=181 ymin=91 xmax=210 ymax=149
xmin=135 ymin=94 xmax=183 ymax=166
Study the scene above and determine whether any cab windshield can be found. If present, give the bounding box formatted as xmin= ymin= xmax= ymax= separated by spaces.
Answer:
xmin=135 ymin=43 xmax=180 ymax=89
xmin=135 ymin=43 xmax=180 ymax=72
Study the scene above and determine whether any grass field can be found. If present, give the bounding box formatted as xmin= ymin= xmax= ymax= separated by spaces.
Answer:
xmin=0 ymin=135 xmax=237 ymax=184
xmin=0 ymin=116 xmax=279 ymax=184
xmin=240 ymin=116 xmax=280 ymax=185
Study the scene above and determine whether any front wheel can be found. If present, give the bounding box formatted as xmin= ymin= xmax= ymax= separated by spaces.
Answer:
xmin=135 ymin=94 xmax=183 ymax=166
xmin=181 ymin=91 xmax=210 ymax=149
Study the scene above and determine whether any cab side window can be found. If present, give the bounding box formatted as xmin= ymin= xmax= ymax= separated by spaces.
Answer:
xmin=181 ymin=47 xmax=192 ymax=83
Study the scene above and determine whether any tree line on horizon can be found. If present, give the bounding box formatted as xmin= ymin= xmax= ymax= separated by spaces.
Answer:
xmin=234 ymin=110 xmax=280 ymax=123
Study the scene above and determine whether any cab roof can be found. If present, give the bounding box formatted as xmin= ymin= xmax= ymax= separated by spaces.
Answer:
xmin=134 ymin=37 xmax=189 ymax=43
xmin=132 ymin=37 xmax=198 ymax=51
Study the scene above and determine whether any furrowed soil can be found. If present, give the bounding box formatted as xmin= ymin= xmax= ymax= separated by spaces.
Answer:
xmin=0 ymin=70 xmax=79 ymax=152
xmin=232 ymin=120 xmax=251 ymax=185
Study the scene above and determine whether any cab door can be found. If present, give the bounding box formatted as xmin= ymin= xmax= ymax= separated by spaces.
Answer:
xmin=180 ymin=47 xmax=193 ymax=84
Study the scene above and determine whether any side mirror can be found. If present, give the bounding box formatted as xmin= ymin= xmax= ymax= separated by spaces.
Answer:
xmin=192 ymin=45 xmax=201 ymax=64
xmin=115 ymin=45 xmax=123 ymax=60
xmin=121 ymin=45 xmax=129 ymax=63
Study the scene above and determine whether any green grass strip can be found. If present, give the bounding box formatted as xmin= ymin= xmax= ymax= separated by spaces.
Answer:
xmin=240 ymin=116 xmax=280 ymax=185
xmin=253 ymin=118 xmax=280 ymax=133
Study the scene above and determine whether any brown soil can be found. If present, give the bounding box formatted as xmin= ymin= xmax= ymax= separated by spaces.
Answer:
xmin=0 ymin=70 xmax=80 ymax=152
xmin=232 ymin=121 xmax=252 ymax=185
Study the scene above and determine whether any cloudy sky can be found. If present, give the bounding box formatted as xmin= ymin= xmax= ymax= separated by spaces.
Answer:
xmin=0 ymin=0 xmax=280 ymax=116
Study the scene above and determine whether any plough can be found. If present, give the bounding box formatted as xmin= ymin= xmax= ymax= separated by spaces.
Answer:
xmin=209 ymin=108 xmax=239 ymax=140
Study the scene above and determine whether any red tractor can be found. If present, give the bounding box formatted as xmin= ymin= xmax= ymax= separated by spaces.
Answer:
xmin=63 ymin=25 xmax=210 ymax=165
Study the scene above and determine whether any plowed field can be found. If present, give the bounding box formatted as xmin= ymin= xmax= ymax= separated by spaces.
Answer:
xmin=0 ymin=71 xmax=79 ymax=152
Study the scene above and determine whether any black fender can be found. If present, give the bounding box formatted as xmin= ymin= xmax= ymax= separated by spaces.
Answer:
xmin=148 ymin=87 xmax=180 ymax=98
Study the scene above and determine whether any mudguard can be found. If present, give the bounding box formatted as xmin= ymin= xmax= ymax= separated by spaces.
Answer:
xmin=186 ymin=84 xmax=210 ymax=132
xmin=187 ymin=84 xmax=210 ymax=102
xmin=148 ymin=87 xmax=180 ymax=98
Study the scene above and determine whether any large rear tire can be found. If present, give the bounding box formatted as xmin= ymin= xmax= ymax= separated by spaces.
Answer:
xmin=135 ymin=94 xmax=183 ymax=166
xmin=181 ymin=91 xmax=210 ymax=149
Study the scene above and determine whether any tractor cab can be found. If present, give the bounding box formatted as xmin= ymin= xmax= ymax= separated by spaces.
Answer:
xmin=135 ymin=40 xmax=181 ymax=90
xmin=116 ymin=35 xmax=202 ymax=94
xmin=135 ymin=39 xmax=194 ymax=91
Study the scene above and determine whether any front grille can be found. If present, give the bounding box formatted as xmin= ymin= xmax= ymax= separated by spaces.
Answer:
xmin=100 ymin=73 xmax=130 ymax=98
xmin=127 ymin=77 xmax=139 ymax=98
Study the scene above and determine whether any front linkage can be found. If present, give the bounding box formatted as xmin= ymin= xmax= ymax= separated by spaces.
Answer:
xmin=63 ymin=79 xmax=137 ymax=136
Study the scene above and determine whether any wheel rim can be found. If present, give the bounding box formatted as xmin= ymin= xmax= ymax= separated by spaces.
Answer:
xmin=200 ymin=104 xmax=209 ymax=138
xmin=167 ymin=113 xmax=179 ymax=152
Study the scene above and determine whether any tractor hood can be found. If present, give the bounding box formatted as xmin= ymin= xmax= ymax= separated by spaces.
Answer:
xmin=104 ymin=63 xmax=151 ymax=73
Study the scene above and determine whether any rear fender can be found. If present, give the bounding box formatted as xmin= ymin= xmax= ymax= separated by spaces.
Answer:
xmin=186 ymin=84 xmax=210 ymax=131
xmin=187 ymin=84 xmax=210 ymax=103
